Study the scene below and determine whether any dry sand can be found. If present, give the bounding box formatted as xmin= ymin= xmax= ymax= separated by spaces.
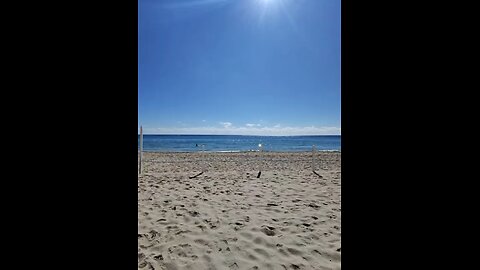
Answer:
xmin=138 ymin=151 xmax=341 ymax=270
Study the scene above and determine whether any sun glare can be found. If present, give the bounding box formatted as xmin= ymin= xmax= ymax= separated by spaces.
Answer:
xmin=258 ymin=0 xmax=275 ymax=5
xmin=255 ymin=0 xmax=287 ymax=12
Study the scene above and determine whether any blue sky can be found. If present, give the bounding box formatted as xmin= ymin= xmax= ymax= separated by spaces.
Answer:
xmin=139 ymin=0 xmax=340 ymax=135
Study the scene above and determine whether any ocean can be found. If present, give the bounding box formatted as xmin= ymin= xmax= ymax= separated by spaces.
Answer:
xmin=138 ymin=135 xmax=340 ymax=152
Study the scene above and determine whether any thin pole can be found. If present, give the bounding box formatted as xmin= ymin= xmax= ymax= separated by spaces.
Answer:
xmin=139 ymin=126 xmax=143 ymax=175
xmin=202 ymin=144 xmax=205 ymax=172
xmin=259 ymin=144 xmax=263 ymax=171
xmin=312 ymin=144 xmax=316 ymax=171
xmin=256 ymin=144 xmax=263 ymax=178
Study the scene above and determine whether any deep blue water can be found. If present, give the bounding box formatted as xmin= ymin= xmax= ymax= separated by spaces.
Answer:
xmin=138 ymin=135 xmax=340 ymax=152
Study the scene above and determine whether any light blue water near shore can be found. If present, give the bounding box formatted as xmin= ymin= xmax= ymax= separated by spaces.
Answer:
xmin=138 ymin=135 xmax=340 ymax=152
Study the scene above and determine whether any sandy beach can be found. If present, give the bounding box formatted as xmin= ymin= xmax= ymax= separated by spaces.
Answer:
xmin=138 ymin=151 xmax=341 ymax=270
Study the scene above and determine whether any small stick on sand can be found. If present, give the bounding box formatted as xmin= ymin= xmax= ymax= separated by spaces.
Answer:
xmin=189 ymin=144 xmax=205 ymax=179
xmin=189 ymin=171 xmax=204 ymax=179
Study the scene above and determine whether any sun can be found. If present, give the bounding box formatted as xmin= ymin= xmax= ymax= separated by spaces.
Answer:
xmin=252 ymin=0 xmax=291 ymax=25
xmin=257 ymin=0 xmax=283 ymax=9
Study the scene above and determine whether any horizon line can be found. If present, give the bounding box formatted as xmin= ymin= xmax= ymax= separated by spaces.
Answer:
xmin=138 ymin=134 xmax=341 ymax=136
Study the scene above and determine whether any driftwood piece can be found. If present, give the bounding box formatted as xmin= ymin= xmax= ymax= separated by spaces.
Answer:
xmin=189 ymin=171 xmax=204 ymax=179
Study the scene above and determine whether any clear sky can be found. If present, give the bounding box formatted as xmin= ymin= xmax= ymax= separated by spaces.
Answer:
xmin=138 ymin=0 xmax=340 ymax=135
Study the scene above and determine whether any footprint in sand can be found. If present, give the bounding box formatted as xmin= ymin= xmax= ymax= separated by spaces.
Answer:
xmin=253 ymin=237 xmax=264 ymax=245
xmin=260 ymin=225 xmax=276 ymax=236
xmin=253 ymin=248 xmax=270 ymax=258
xmin=278 ymin=248 xmax=290 ymax=257
xmin=194 ymin=238 xmax=210 ymax=246
xmin=153 ymin=254 xmax=164 ymax=261
xmin=287 ymin=247 xmax=303 ymax=256
xmin=246 ymin=252 xmax=258 ymax=261
xmin=188 ymin=210 xmax=199 ymax=217
xmin=228 ymin=262 xmax=239 ymax=269
xmin=146 ymin=230 xmax=159 ymax=241
xmin=290 ymin=264 xmax=302 ymax=269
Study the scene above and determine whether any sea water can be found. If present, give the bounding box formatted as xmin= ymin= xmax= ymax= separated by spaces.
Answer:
xmin=138 ymin=135 xmax=340 ymax=152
